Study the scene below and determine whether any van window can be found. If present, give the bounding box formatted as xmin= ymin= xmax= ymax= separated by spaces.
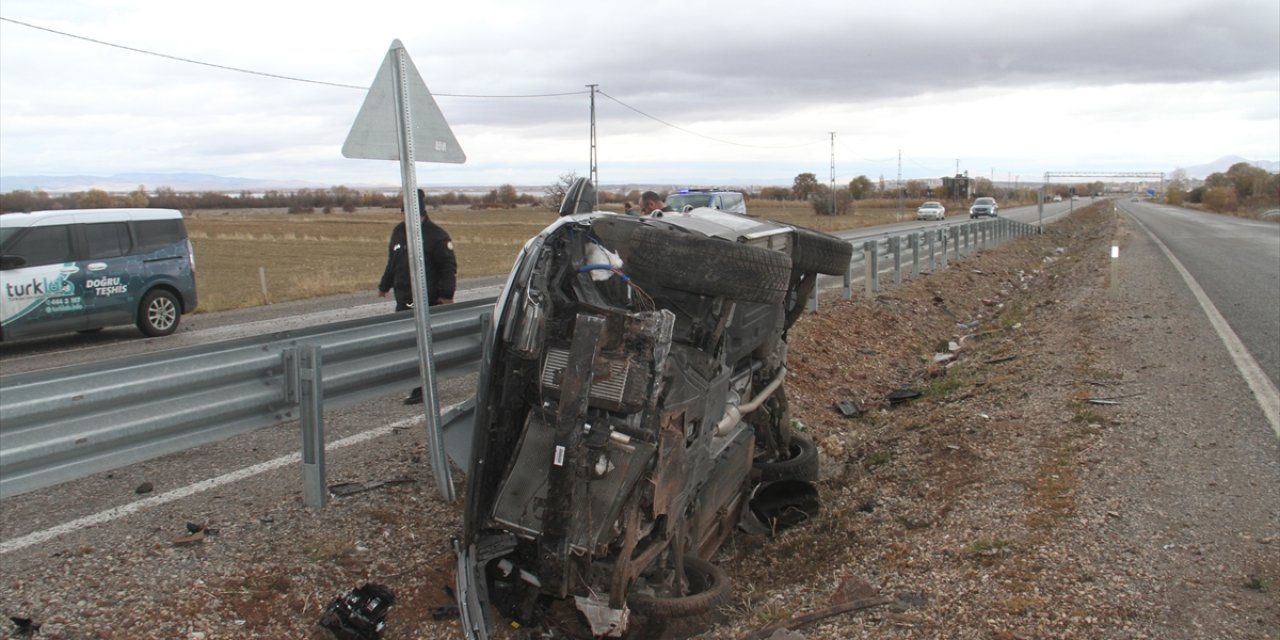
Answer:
xmin=133 ymin=219 xmax=186 ymax=251
xmin=7 ymin=225 xmax=73 ymax=267
xmin=84 ymin=222 xmax=132 ymax=259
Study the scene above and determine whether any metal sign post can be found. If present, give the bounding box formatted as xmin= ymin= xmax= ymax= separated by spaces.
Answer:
xmin=343 ymin=40 xmax=466 ymax=501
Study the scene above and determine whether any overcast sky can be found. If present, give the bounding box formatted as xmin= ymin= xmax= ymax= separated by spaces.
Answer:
xmin=1 ymin=0 xmax=1277 ymax=189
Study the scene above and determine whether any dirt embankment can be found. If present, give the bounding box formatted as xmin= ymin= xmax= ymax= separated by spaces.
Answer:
xmin=712 ymin=202 xmax=1279 ymax=639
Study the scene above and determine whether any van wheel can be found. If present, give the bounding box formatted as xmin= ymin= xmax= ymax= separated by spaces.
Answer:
xmin=138 ymin=290 xmax=180 ymax=337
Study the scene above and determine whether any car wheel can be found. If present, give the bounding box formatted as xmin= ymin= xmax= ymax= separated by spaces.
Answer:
xmin=792 ymin=226 xmax=854 ymax=275
xmin=137 ymin=289 xmax=180 ymax=337
xmin=621 ymin=225 xmax=791 ymax=305
xmin=754 ymin=433 xmax=820 ymax=482
xmin=628 ymin=555 xmax=732 ymax=619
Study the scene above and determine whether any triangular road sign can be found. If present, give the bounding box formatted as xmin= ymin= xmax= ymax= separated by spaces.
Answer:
xmin=342 ymin=39 xmax=466 ymax=163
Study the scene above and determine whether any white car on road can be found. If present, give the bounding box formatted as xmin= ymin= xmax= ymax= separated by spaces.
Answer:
xmin=916 ymin=201 xmax=946 ymax=221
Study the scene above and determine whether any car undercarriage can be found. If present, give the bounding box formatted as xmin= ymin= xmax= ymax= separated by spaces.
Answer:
xmin=457 ymin=181 xmax=851 ymax=638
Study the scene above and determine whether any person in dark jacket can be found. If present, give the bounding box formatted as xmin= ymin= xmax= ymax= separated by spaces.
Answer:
xmin=378 ymin=189 xmax=457 ymax=404
xmin=639 ymin=191 xmax=673 ymax=216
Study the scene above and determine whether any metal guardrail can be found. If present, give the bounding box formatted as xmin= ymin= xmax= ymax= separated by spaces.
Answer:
xmin=0 ymin=217 xmax=1039 ymax=499
xmin=0 ymin=298 xmax=496 ymax=498
xmin=820 ymin=217 xmax=1039 ymax=305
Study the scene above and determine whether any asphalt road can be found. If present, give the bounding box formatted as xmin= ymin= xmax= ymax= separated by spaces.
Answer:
xmin=0 ymin=275 xmax=507 ymax=375
xmin=1118 ymin=199 xmax=1280 ymax=392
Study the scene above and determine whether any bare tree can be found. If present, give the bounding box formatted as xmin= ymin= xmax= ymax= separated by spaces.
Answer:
xmin=497 ymin=184 xmax=519 ymax=207
xmin=792 ymin=172 xmax=819 ymax=201
xmin=847 ymin=175 xmax=874 ymax=200
xmin=77 ymin=189 xmax=114 ymax=209
xmin=125 ymin=185 xmax=149 ymax=208
xmin=544 ymin=171 xmax=579 ymax=210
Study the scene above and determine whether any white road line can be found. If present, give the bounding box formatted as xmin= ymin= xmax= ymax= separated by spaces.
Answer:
xmin=0 ymin=414 xmax=428 ymax=555
xmin=1127 ymin=212 xmax=1280 ymax=438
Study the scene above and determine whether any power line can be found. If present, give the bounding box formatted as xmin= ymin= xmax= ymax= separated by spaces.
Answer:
xmin=1 ymin=16 xmax=367 ymax=90
xmin=597 ymin=89 xmax=826 ymax=150
xmin=0 ymin=16 xmax=588 ymax=98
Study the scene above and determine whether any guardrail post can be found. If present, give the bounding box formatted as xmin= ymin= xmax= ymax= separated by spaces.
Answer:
xmin=890 ymin=236 xmax=902 ymax=285
xmin=931 ymin=229 xmax=942 ymax=271
xmin=863 ymin=240 xmax=878 ymax=297
xmin=807 ymin=279 xmax=818 ymax=312
xmin=843 ymin=255 xmax=854 ymax=300
xmin=296 ymin=344 xmax=327 ymax=509
xmin=949 ymin=227 xmax=959 ymax=260
xmin=909 ymin=233 xmax=920 ymax=278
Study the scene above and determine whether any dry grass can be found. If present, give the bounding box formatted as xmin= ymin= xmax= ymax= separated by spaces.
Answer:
xmin=184 ymin=200 xmax=969 ymax=312
xmin=186 ymin=206 xmax=554 ymax=312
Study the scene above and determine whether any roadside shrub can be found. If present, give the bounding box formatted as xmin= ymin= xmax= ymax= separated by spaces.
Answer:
xmin=1202 ymin=187 xmax=1238 ymax=213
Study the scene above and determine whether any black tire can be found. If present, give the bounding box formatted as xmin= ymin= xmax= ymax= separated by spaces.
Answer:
xmin=754 ymin=433 xmax=819 ymax=482
xmin=621 ymin=225 xmax=791 ymax=305
xmin=629 ymin=556 xmax=732 ymax=619
xmin=137 ymin=289 xmax=180 ymax=337
xmin=793 ymin=226 xmax=853 ymax=275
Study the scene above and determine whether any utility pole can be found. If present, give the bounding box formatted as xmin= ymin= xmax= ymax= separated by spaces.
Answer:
xmin=587 ymin=84 xmax=599 ymax=208
xmin=829 ymin=132 xmax=836 ymax=215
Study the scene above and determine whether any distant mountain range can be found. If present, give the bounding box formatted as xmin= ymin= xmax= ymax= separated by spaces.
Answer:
xmin=0 ymin=172 xmax=335 ymax=194
xmin=3 ymin=158 xmax=1277 ymax=193
xmin=1175 ymin=156 xmax=1280 ymax=180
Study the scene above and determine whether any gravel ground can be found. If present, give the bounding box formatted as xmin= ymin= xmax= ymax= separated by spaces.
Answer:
xmin=1 ymin=204 xmax=1276 ymax=639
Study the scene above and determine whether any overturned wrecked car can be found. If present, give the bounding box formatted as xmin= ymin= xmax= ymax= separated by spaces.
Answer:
xmin=456 ymin=180 xmax=852 ymax=638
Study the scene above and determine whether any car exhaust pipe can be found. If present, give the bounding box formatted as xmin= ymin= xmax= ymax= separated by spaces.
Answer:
xmin=715 ymin=366 xmax=787 ymax=436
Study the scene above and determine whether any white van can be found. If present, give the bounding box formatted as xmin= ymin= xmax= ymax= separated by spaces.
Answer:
xmin=0 ymin=208 xmax=198 ymax=341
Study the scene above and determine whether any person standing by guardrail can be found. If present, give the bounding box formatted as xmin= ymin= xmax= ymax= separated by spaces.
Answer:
xmin=377 ymin=189 xmax=458 ymax=404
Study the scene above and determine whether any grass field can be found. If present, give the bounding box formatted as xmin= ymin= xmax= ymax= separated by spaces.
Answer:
xmin=185 ymin=198 xmax=978 ymax=312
